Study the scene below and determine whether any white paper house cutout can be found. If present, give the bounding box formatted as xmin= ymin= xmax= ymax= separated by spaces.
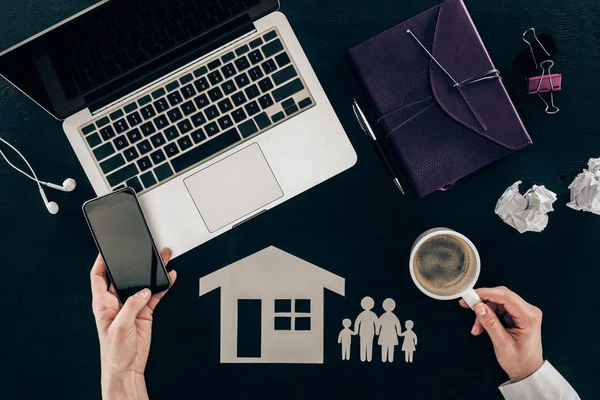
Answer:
xmin=199 ymin=246 xmax=345 ymax=363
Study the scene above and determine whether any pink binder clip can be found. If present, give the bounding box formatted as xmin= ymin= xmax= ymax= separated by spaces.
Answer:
xmin=526 ymin=60 xmax=560 ymax=114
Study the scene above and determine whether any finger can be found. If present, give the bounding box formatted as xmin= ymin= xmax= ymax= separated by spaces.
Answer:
xmin=147 ymin=270 xmax=177 ymax=312
xmin=112 ymin=289 xmax=152 ymax=330
xmin=90 ymin=254 xmax=109 ymax=297
xmin=160 ymin=248 xmax=172 ymax=268
xmin=474 ymin=287 xmax=533 ymax=326
xmin=473 ymin=303 xmax=512 ymax=347
xmin=459 ymin=299 xmax=469 ymax=309
xmin=471 ymin=319 xmax=484 ymax=336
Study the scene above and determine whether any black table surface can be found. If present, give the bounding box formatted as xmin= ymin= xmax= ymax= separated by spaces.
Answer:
xmin=1 ymin=0 xmax=599 ymax=398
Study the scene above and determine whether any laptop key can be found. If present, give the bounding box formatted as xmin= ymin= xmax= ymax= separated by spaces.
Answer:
xmin=100 ymin=126 xmax=116 ymax=141
xmin=181 ymin=100 xmax=197 ymax=116
xmin=150 ymin=133 xmax=166 ymax=147
xmin=282 ymin=98 xmax=295 ymax=109
xmin=262 ymin=39 xmax=283 ymax=58
xmin=221 ymin=63 xmax=236 ymax=78
xmin=181 ymin=84 xmax=197 ymax=99
xmin=180 ymin=73 xmax=193 ymax=85
xmin=258 ymin=94 xmax=274 ymax=109
xmin=272 ymin=65 xmax=297 ymax=86
xmin=166 ymin=81 xmax=180 ymax=92
xmin=232 ymin=92 xmax=247 ymax=106
xmin=123 ymin=147 xmax=139 ymax=162
xmin=218 ymin=98 xmax=233 ymax=113
xmin=140 ymin=172 xmax=157 ymax=189
xmin=154 ymin=163 xmax=174 ymax=182
xmin=254 ymin=112 xmax=272 ymax=130
xmin=208 ymin=59 xmax=222 ymax=70
xmin=137 ymin=140 xmax=152 ymax=155
xmin=285 ymin=104 xmax=299 ymax=115
xmin=164 ymin=127 xmax=179 ymax=141
xmin=193 ymin=66 xmax=208 ymax=77
xmin=154 ymin=115 xmax=169 ymax=130
xmin=93 ymin=142 xmax=115 ymax=161
xmin=150 ymin=149 xmax=166 ymax=164
xmin=205 ymin=105 xmax=220 ymax=120
xmin=167 ymin=92 xmax=183 ymax=106
xmin=235 ymin=45 xmax=249 ymax=56
xmin=165 ymin=143 xmax=180 ymax=157
xmin=137 ymin=156 xmax=153 ymax=172
xmin=261 ymin=59 xmax=278 ymax=74
xmin=96 ymin=117 xmax=110 ymax=128
xmin=234 ymin=73 xmax=250 ymax=88
xmin=218 ymin=115 xmax=233 ymax=130
xmin=171 ymin=128 xmax=241 ymax=173
xmin=194 ymin=77 xmax=210 ymax=92
xmin=152 ymin=88 xmax=166 ymax=99
xmin=113 ymin=135 xmax=129 ymax=150
xmin=100 ymin=153 xmax=125 ymax=174
xmin=263 ymin=30 xmax=277 ymax=41
xmin=208 ymin=87 xmax=223 ymax=102
xmin=234 ymin=56 xmax=250 ymax=71
xmin=271 ymin=111 xmax=285 ymax=123
xmin=82 ymin=124 xmax=96 ymax=135
xmin=107 ymin=163 xmax=138 ymax=187
xmin=205 ymin=122 xmax=220 ymax=137
xmin=177 ymin=135 xmax=192 ymax=151
xmin=272 ymin=78 xmax=304 ymax=102
xmin=140 ymin=105 xmax=156 ymax=120
xmin=124 ymin=102 xmax=138 ymax=113
xmin=191 ymin=129 xmax=206 ymax=144
xmin=177 ymin=119 xmax=193 ymax=134
xmin=126 ymin=177 xmax=143 ymax=194
xmin=140 ymin=122 xmax=156 ymax=136
xmin=138 ymin=95 xmax=152 ymax=106
xmin=221 ymin=80 xmax=236 ymax=95
xmin=299 ymin=97 xmax=313 ymax=109
xmin=258 ymin=77 xmax=274 ymax=92
xmin=109 ymin=110 xmax=124 ymax=120
xmin=245 ymin=84 xmax=260 ymax=99
xmin=248 ymin=66 xmax=264 ymax=81
xmin=248 ymin=50 xmax=263 ymax=64
xmin=127 ymin=128 xmax=142 ymax=144
xmin=238 ymin=119 xmax=258 ymax=138
xmin=208 ymin=71 xmax=223 ymax=85
xmin=167 ymin=108 xmax=183 ymax=123
xmin=275 ymin=52 xmax=291 ymax=67
xmin=194 ymin=93 xmax=209 ymax=109
xmin=154 ymin=98 xmax=169 ymax=113
xmin=249 ymin=38 xmax=263 ymax=49
xmin=245 ymin=101 xmax=260 ymax=116
xmin=86 ymin=132 xmax=102 ymax=148
xmin=127 ymin=112 xmax=142 ymax=127
xmin=222 ymin=52 xmax=235 ymax=63
xmin=114 ymin=118 xmax=129 ymax=133
xmin=232 ymin=108 xmax=247 ymax=123
xmin=191 ymin=111 xmax=206 ymax=127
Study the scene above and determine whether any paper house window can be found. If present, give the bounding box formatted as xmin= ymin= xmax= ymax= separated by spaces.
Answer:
xmin=274 ymin=299 xmax=311 ymax=331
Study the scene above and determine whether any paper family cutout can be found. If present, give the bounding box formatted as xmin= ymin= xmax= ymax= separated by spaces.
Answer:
xmin=199 ymin=246 xmax=345 ymax=363
xmin=339 ymin=297 xmax=417 ymax=363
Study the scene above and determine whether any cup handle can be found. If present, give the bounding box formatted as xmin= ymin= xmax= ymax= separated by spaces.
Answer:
xmin=462 ymin=288 xmax=482 ymax=310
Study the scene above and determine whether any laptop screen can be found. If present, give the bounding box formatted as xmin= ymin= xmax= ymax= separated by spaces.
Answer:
xmin=0 ymin=0 xmax=278 ymax=120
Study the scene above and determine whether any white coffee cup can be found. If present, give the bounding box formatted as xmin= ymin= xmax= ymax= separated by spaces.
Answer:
xmin=409 ymin=228 xmax=482 ymax=309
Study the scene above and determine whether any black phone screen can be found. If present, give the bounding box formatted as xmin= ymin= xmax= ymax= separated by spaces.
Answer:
xmin=83 ymin=188 xmax=170 ymax=301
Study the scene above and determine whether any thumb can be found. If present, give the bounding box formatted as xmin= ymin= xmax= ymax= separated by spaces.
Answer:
xmin=113 ymin=289 xmax=152 ymax=329
xmin=473 ymin=303 xmax=511 ymax=347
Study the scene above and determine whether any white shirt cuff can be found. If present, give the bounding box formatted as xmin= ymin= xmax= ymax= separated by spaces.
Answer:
xmin=498 ymin=361 xmax=580 ymax=400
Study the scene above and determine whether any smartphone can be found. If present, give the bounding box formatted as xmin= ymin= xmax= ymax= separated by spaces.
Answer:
xmin=83 ymin=187 xmax=170 ymax=302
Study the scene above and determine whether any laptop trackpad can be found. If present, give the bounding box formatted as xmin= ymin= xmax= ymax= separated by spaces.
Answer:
xmin=184 ymin=144 xmax=283 ymax=233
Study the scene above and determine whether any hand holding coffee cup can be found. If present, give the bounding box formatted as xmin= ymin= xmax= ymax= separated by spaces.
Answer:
xmin=409 ymin=228 xmax=482 ymax=309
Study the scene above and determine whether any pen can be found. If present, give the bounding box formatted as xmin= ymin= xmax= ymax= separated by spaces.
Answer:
xmin=352 ymin=99 xmax=405 ymax=195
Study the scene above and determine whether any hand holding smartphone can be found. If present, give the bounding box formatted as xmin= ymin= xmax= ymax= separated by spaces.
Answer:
xmin=83 ymin=188 xmax=171 ymax=302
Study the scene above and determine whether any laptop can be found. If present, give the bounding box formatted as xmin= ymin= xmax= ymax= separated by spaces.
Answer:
xmin=0 ymin=0 xmax=356 ymax=257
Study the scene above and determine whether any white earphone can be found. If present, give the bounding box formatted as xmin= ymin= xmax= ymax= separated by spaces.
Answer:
xmin=0 ymin=137 xmax=76 ymax=214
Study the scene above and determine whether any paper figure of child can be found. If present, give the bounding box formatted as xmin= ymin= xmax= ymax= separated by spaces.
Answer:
xmin=354 ymin=296 xmax=380 ymax=362
xmin=399 ymin=320 xmax=418 ymax=363
xmin=337 ymin=318 xmax=356 ymax=360
xmin=377 ymin=298 xmax=402 ymax=362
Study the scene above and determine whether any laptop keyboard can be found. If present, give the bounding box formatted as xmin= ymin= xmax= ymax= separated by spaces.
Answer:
xmin=78 ymin=28 xmax=314 ymax=195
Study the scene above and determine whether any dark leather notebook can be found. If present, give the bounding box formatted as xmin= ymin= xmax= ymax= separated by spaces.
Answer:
xmin=348 ymin=0 xmax=532 ymax=198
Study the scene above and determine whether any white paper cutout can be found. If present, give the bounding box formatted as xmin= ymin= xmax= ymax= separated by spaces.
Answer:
xmin=341 ymin=297 xmax=416 ymax=363
xmin=399 ymin=320 xmax=418 ymax=363
xmin=199 ymin=246 xmax=345 ymax=364
xmin=495 ymin=181 xmax=557 ymax=233
xmin=567 ymin=158 xmax=600 ymax=215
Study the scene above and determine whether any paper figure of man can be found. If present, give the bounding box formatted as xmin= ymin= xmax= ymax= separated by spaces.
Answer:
xmin=353 ymin=296 xmax=380 ymax=362
xmin=338 ymin=318 xmax=356 ymax=360
xmin=377 ymin=298 xmax=402 ymax=362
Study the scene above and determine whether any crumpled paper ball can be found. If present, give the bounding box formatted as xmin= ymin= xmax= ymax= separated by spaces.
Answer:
xmin=567 ymin=158 xmax=600 ymax=215
xmin=495 ymin=181 xmax=557 ymax=233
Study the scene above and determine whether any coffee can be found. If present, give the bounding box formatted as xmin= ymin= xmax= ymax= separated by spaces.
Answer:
xmin=412 ymin=234 xmax=477 ymax=296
